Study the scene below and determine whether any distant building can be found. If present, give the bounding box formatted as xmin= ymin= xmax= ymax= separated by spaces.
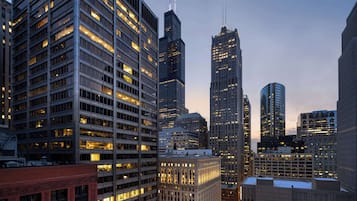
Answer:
xmin=175 ymin=112 xmax=208 ymax=148
xmin=241 ymin=177 xmax=354 ymax=201
xmin=210 ymin=26 xmax=244 ymax=201
xmin=0 ymin=0 xmax=11 ymax=128
xmin=243 ymin=95 xmax=252 ymax=178
xmin=159 ymin=10 xmax=187 ymax=129
xmin=159 ymin=152 xmax=221 ymax=201
xmin=260 ymin=83 xmax=285 ymax=138
xmin=254 ymin=153 xmax=314 ymax=180
xmin=257 ymin=135 xmax=305 ymax=154
xmin=159 ymin=127 xmax=199 ymax=153
xmin=0 ymin=164 xmax=97 ymax=200
xmin=297 ymin=110 xmax=337 ymax=178
xmin=337 ymin=2 xmax=357 ymax=194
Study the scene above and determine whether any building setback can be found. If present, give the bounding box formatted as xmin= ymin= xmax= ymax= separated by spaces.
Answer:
xmin=209 ymin=26 xmax=243 ymax=200
xmin=297 ymin=110 xmax=337 ymax=178
xmin=337 ymin=2 xmax=357 ymax=195
xmin=11 ymin=0 xmax=158 ymax=200
xmin=0 ymin=0 xmax=11 ymax=128
xmin=159 ymin=10 xmax=187 ymax=129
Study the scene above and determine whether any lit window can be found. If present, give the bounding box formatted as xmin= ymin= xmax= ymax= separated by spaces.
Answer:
xmin=123 ymin=75 xmax=132 ymax=84
xmin=116 ymin=92 xmax=139 ymax=105
xmin=54 ymin=25 xmax=73 ymax=41
xmin=131 ymin=41 xmax=140 ymax=52
xmin=123 ymin=64 xmax=133 ymax=74
xmin=147 ymin=55 xmax=153 ymax=62
xmin=42 ymin=39 xmax=48 ymax=48
xmin=36 ymin=17 xmax=48 ymax=28
xmin=80 ymin=117 xmax=87 ymax=124
xmin=79 ymin=25 xmax=114 ymax=53
xmin=91 ymin=10 xmax=101 ymax=21
xmin=90 ymin=153 xmax=100 ymax=161
xmin=29 ymin=57 xmax=37 ymax=65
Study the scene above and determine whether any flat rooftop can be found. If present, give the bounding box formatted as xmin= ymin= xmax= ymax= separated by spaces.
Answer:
xmin=243 ymin=177 xmax=312 ymax=190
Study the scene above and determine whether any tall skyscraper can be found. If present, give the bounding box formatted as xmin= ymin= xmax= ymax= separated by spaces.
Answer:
xmin=12 ymin=0 xmax=158 ymax=200
xmin=0 ymin=0 xmax=11 ymax=128
xmin=260 ymin=82 xmax=285 ymax=138
xmin=174 ymin=112 xmax=208 ymax=148
xmin=337 ymin=2 xmax=357 ymax=194
xmin=243 ymin=95 xmax=252 ymax=178
xmin=297 ymin=110 xmax=337 ymax=178
xmin=159 ymin=10 xmax=187 ymax=129
xmin=210 ymin=26 xmax=243 ymax=200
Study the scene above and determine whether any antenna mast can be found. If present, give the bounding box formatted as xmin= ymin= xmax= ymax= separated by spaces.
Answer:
xmin=169 ymin=0 xmax=176 ymax=12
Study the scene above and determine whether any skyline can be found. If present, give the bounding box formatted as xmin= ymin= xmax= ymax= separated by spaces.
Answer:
xmin=146 ymin=0 xmax=356 ymax=151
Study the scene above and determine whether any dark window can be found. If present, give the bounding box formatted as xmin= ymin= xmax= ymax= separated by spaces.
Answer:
xmin=20 ymin=193 xmax=41 ymax=201
xmin=51 ymin=189 xmax=68 ymax=201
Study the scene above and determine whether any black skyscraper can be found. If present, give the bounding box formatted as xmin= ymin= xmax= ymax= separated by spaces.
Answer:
xmin=338 ymin=2 xmax=357 ymax=195
xmin=159 ymin=10 xmax=187 ymax=129
xmin=210 ymin=26 xmax=243 ymax=200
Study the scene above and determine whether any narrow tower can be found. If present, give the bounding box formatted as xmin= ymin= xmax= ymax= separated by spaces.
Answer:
xmin=159 ymin=9 xmax=187 ymax=129
xmin=210 ymin=26 xmax=243 ymax=201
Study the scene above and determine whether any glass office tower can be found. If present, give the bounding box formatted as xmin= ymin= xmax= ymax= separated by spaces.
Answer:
xmin=158 ymin=10 xmax=187 ymax=129
xmin=0 ymin=0 xmax=11 ymax=128
xmin=210 ymin=26 xmax=243 ymax=201
xmin=12 ymin=0 xmax=158 ymax=200
xmin=260 ymin=82 xmax=285 ymax=138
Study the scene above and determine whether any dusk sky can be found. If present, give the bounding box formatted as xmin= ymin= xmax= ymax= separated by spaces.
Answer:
xmin=146 ymin=0 xmax=356 ymax=151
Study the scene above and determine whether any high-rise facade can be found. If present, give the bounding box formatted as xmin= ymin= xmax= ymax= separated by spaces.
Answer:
xmin=297 ymin=110 xmax=337 ymax=178
xmin=337 ymin=2 xmax=357 ymax=194
xmin=159 ymin=10 xmax=187 ymax=129
xmin=243 ymin=95 xmax=252 ymax=178
xmin=260 ymin=82 xmax=285 ymax=138
xmin=174 ymin=112 xmax=208 ymax=148
xmin=158 ymin=153 xmax=221 ymax=201
xmin=210 ymin=26 xmax=243 ymax=200
xmin=12 ymin=0 xmax=158 ymax=200
xmin=0 ymin=0 xmax=11 ymax=128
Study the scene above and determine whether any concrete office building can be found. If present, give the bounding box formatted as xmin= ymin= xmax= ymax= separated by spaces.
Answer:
xmin=297 ymin=110 xmax=337 ymax=178
xmin=337 ymin=2 xmax=357 ymax=195
xmin=260 ymin=82 xmax=285 ymax=138
xmin=159 ymin=10 xmax=187 ymax=129
xmin=12 ymin=0 xmax=158 ymax=200
xmin=175 ymin=112 xmax=208 ymax=149
xmin=210 ymin=26 xmax=244 ymax=201
xmin=254 ymin=153 xmax=314 ymax=180
xmin=243 ymin=95 xmax=252 ymax=178
xmin=241 ymin=177 xmax=354 ymax=201
xmin=0 ymin=0 xmax=11 ymax=128
xmin=158 ymin=152 xmax=221 ymax=201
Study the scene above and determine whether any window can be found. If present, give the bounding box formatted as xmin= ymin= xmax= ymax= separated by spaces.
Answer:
xmin=51 ymin=189 xmax=67 ymax=201
xmin=20 ymin=193 xmax=41 ymax=201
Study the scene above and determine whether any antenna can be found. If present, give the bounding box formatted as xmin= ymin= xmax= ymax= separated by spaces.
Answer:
xmin=168 ymin=0 xmax=176 ymax=12
xmin=173 ymin=0 xmax=176 ymax=12
xmin=222 ymin=0 xmax=227 ymax=26
xmin=224 ymin=0 xmax=227 ymax=26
